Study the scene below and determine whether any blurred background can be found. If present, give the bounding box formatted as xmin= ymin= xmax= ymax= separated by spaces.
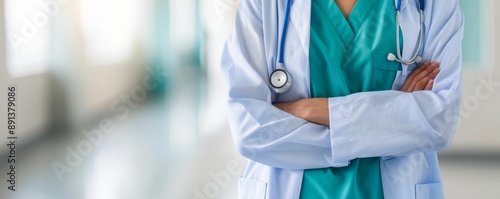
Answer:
xmin=0 ymin=0 xmax=498 ymax=198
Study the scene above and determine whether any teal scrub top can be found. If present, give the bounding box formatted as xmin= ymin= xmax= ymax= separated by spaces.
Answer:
xmin=300 ymin=0 xmax=402 ymax=198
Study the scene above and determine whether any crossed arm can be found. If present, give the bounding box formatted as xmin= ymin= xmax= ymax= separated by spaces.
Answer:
xmin=274 ymin=61 xmax=440 ymax=126
xmin=222 ymin=0 xmax=463 ymax=169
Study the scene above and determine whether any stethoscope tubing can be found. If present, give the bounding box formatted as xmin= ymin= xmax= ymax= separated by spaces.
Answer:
xmin=270 ymin=0 xmax=425 ymax=93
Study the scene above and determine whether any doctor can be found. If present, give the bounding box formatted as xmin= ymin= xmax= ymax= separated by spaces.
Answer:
xmin=221 ymin=0 xmax=464 ymax=198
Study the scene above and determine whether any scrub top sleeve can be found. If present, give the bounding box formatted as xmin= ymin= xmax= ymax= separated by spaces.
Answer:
xmin=328 ymin=0 xmax=464 ymax=163
xmin=221 ymin=0 xmax=348 ymax=170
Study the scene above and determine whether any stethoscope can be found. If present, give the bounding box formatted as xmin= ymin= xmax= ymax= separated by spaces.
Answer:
xmin=269 ymin=0 xmax=293 ymax=94
xmin=269 ymin=0 xmax=425 ymax=94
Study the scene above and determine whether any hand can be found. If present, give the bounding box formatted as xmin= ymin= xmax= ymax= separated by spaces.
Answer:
xmin=400 ymin=61 xmax=440 ymax=92
xmin=274 ymin=98 xmax=329 ymax=126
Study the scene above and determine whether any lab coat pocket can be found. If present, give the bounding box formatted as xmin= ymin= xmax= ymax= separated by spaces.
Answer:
xmin=371 ymin=51 xmax=400 ymax=91
xmin=415 ymin=183 xmax=444 ymax=199
xmin=238 ymin=177 xmax=267 ymax=199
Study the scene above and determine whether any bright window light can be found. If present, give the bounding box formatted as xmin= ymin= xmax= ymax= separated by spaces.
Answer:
xmin=79 ymin=0 xmax=151 ymax=66
xmin=4 ymin=0 xmax=50 ymax=77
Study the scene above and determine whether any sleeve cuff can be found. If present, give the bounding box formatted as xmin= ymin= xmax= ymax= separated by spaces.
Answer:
xmin=328 ymin=97 xmax=353 ymax=165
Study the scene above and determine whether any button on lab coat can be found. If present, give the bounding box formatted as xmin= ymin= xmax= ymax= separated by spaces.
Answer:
xmin=220 ymin=0 xmax=464 ymax=198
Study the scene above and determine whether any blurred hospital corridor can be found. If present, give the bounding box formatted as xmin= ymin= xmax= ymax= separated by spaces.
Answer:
xmin=0 ymin=0 xmax=500 ymax=198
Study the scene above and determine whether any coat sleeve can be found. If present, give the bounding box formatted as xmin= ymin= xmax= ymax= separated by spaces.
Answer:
xmin=221 ymin=0 xmax=349 ymax=170
xmin=222 ymin=0 xmax=463 ymax=169
xmin=328 ymin=0 xmax=464 ymax=162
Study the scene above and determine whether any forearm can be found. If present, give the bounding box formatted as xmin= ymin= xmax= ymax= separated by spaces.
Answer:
xmin=273 ymin=98 xmax=330 ymax=126
xmin=273 ymin=62 xmax=441 ymax=125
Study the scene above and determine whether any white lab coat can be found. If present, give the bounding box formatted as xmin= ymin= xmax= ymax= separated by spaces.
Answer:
xmin=220 ymin=0 xmax=464 ymax=198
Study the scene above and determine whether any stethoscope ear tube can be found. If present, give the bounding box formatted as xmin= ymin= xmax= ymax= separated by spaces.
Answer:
xmin=270 ymin=0 xmax=293 ymax=94
xmin=388 ymin=2 xmax=425 ymax=66
xmin=272 ymin=0 xmax=425 ymax=93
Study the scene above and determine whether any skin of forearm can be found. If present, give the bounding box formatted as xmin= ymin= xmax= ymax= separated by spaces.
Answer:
xmin=273 ymin=98 xmax=330 ymax=126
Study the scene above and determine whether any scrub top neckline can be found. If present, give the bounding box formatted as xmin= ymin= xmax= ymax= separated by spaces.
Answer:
xmin=313 ymin=0 xmax=376 ymax=48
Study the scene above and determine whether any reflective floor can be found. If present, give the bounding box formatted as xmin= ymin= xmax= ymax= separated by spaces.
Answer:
xmin=1 ymin=103 xmax=499 ymax=199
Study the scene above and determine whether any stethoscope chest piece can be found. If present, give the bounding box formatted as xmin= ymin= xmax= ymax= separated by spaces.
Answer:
xmin=270 ymin=68 xmax=292 ymax=94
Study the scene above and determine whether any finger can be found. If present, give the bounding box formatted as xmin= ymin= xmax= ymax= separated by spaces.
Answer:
xmin=424 ymin=79 xmax=434 ymax=90
xmin=427 ymin=67 xmax=440 ymax=80
xmin=401 ymin=61 xmax=431 ymax=91
xmin=411 ymin=60 xmax=432 ymax=75
xmin=413 ymin=77 xmax=431 ymax=91
xmin=407 ymin=62 xmax=439 ymax=91
xmin=414 ymin=62 xmax=439 ymax=81
xmin=421 ymin=69 xmax=439 ymax=91
xmin=412 ymin=67 xmax=440 ymax=92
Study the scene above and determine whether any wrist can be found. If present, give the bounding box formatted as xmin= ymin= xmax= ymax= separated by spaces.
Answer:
xmin=301 ymin=98 xmax=329 ymax=126
xmin=294 ymin=98 xmax=315 ymax=121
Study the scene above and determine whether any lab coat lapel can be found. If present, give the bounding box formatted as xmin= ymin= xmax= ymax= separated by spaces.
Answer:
xmin=289 ymin=0 xmax=311 ymax=60
xmin=287 ymin=0 xmax=311 ymax=97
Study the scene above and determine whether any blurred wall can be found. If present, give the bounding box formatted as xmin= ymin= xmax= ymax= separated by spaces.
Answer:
xmin=0 ymin=1 xmax=51 ymax=152
xmin=447 ymin=0 xmax=500 ymax=154
xmin=0 ymin=0 xmax=499 ymax=156
xmin=0 ymin=0 xmax=153 ymax=152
